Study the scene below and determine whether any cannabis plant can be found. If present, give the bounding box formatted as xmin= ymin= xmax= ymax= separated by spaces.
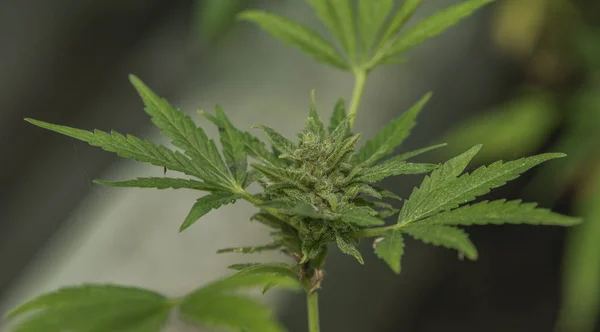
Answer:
xmin=4 ymin=0 xmax=581 ymax=331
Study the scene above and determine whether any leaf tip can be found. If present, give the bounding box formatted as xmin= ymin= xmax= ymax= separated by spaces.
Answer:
xmin=551 ymin=152 xmax=568 ymax=159
xmin=466 ymin=144 xmax=483 ymax=157
xmin=236 ymin=9 xmax=260 ymax=21
xmin=24 ymin=118 xmax=42 ymax=126
xmin=465 ymin=249 xmax=479 ymax=261
xmin=128 ymin=74 xmax=143 ymax=88
xmin=178 ymin=223 xmax=190 ymax=233
xmin=565 ymin=217 xmax=583 ymax=226
xmin=424 ymin=91 xmax=434 ymax=100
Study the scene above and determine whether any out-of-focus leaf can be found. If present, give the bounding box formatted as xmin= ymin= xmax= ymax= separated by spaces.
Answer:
xmin=525 ymin=84 xmax=600 ymax=203
xmin=370 ymin=0 xmax=495 ymax=68
xmin=239 ymin=10 xmax=349 ymax=70
xmin=556 ymin=168 xmax=600 ymax=332
xmin=194 ymin=0 xmax=247 ymax=43
xmin=179 ymin=274 xmax=299 ymax=332
xmin=491 ymin=0 xmax=549 ymax=58
xmin=358 ymin=0 xmax=393 ymax=57
xmin=308 ymin=0 xmax=357 ymax=62
xmin=441 ymin=93 xmax=559 ymax=164
xmin=5 ymin=285 xmax=172 ymax=332
xmin=575 ymin=27 xmax=600 ymax=71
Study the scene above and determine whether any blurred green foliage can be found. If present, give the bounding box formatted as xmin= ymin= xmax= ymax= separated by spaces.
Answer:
xmin=442 ymin=91 xmax=558 ymax=164
xmin=440 ymin=0 xmax=600 ymax=330
xmin=194 ymin=0 xmax=248 ymax=43
xmin=557 ymin=168 xmax=600 ymax=332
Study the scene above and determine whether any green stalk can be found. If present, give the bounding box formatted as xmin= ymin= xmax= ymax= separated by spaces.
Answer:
xmin=307 ymin=291 xmax=320 ymax=332
xmin=348 ymin=69 xmax=367 ymax=129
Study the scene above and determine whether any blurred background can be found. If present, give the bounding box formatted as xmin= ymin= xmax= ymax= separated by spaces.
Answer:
xmin=0 ymin=0 xmax=598 ymax=331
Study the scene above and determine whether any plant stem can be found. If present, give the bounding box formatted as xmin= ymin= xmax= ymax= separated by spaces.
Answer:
xmin=307 ymin=291 xmax=320 ymax=332
xmin=348 ymin=69 xmax=367 ymax=129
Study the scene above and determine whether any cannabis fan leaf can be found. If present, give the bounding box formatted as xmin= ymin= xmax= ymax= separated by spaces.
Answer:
xmin=14 ymin=0 xmax=582 ymax=331
xmin=370 ymin=145 xmax=580 ymax=273
xmin=5 ymin=273 xmax=299 ymax=332
xmin=5 ymin=285 xmax=173 ymax=332
xmin=241 ymin=0 xmax=495 ymax=71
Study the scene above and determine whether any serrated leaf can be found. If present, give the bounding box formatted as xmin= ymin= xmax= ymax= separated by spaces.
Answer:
xmin=373 ymin=186 xmax=403 ymax=200
xmin=94 ymin=177 xmax=218 ymax=191
xmin=395 ymin=143 xmax=448 ymax=162
xmin=375 ymin=0 xmax=422 ymax=52
xmin=200 ymin=109 xmax=282 ymax=167
xmin=376 ymin=206 xmax=400 ymax=219
xmin=308 ymin=0 xmax=357 ymax=62
xmin=328 ymin=99 xmax=347 ymax=133
xmin=374 ymin=230 xmax=404 ymax=273
xmin=345 ymin=183 xmax=382 ymax=200
xmin=330 ymin=110 xmax=355 ymax=143
xmin=381 ymin=0 xmax=495 ymax=60
xmin=283 ymin=203 xmax=335 ymax=220
xmin=217 ymin=242 xmax=282 ymax=254
xmin=358 ymin=0 xmax=393 ymax=57
xmin=353 ymin=92 xmax=432 ymax=165
xmin=355 ymin=159 xmax=438 ymax=183
xmin=301 ymin=236 xmax=327 ymax=263
xmin=253 ymin=125 xmax=296 ymax=156
xmin=214 ymin=106 xmax=248 ymax=183
xmin=252 ymin=164 xmax=314 ymax=190
xmin=421 ymin=199 xmax=581 ymax=226
xmin=400 ymin=151 xmax=565 ymax=223
xmin=404 ymin=224 xmax=478 ymax=260
xmin=396 ymin=145 xmax=480 ymax=221
xmin=308 ymin=91 xmax=326 ymax=139
xmin=129 ymin=76 xmax=234 ymax=186
xmin=238 ymin=10 xmax=349 ymax=70
xmin=324 ymin=134 xmax=361 ymax=172
xmin=335 ymin=233 xmax=364 ymax=264
xmin=25 ymin=119 xmax=215 ymax=183
xmin=180 ymin=193 xmax=241 ymax=231
xmin=243 ymin=131 xmax=284 ymax=166
xmin=242 ymin=169 xmax=264 ymax=188
xmin=338 ymin=204 xmax=385 ymax=226
xmin=6 ymin=285 xmax=171 ymax=332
